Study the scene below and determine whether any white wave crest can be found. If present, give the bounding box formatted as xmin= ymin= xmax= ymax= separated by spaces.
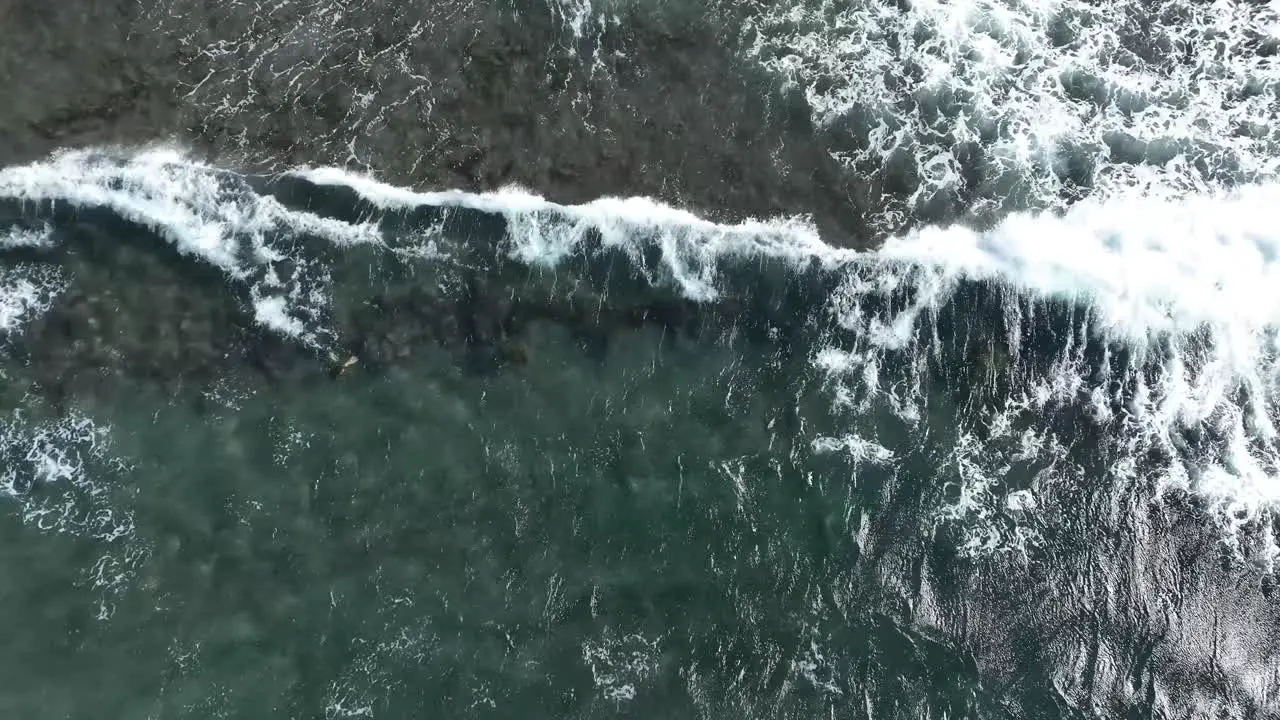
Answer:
xmin=0 ymin=264 xmax=66 ymax=340
xmin=0 ymin=148 xmax=383 ymax=344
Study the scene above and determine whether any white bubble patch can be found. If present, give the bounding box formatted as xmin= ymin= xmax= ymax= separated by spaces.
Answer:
xmin=816 ymin=182 xmax=1280 ymax=563
xmin=291 ymin=165 xmax=834 ymax=302
xmin=743 ymin=0 xmax=1280 ymax=230
xmin=582 ymin=631 xmax=661 ymax=703
xmin=0 ymin=409 xmax=147 ymax=619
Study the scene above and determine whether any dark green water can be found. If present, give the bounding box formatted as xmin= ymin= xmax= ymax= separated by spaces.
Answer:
xmin=0 ymin=185 xmax=993 ymax=719
xmin=0 ymin=0 xmax=1278 ymax=715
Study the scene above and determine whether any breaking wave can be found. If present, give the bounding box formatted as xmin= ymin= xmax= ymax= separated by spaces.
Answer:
xmin=2 ymin=148 xmax=1279 ymax=556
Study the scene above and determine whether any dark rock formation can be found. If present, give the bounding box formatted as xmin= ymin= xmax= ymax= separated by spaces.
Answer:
xmin=0 ymin=0 xmax=878 ymax=249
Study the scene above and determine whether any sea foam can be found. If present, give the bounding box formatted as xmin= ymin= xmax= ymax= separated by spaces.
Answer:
xmin=744 ymin=0 xmax=1280 ymax=229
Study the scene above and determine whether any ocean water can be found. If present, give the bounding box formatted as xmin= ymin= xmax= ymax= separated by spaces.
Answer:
xmin=0 ymin=1 xmax=1279 ymax=718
